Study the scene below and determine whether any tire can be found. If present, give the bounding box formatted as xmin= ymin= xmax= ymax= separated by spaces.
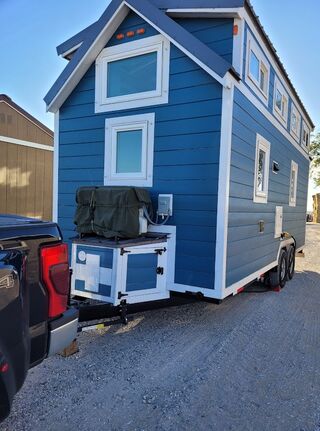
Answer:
xmin=270 ymin=249 xmax=288 ymax=288
xmin=287 ymin=245 xmax=295 ymax=280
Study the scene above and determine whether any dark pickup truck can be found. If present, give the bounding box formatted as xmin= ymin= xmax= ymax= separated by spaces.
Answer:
xmin=0 ymin=215 xmax=78 ymax=421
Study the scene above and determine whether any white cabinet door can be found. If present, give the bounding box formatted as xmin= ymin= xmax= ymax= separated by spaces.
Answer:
xmin=275 ymin=206 xmax=283 ymax=238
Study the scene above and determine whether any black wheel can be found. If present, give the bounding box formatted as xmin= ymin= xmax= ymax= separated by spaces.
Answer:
xmin=270 ymin=249 xmax=288 ymax=288
xmin=287 ymin=246 xmax=295 ymax=280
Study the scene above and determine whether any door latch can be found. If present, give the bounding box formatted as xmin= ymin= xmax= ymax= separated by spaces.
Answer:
xmin=156 ymin=267 xmax=164 ymax=275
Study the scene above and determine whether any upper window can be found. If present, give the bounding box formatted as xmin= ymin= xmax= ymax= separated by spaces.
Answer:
xmin=302 ymin=122 xmax=310 ymax=148
xmin=289 ymin=161 xmax=298 ymax=207
xmin=95 ymin=35 xmax=170 ymax=113
xmin=273 ymin=78 xmax=289 ymax=126
xmin=290 ymin=104 xmax=301 ymax=140
xmin=253 ymin=134 xmax=271 ymax=204
xmin=246 ymin=33 xmax=270 ymax=105
xmin=104 ymin=113 xmax=155 ymax=187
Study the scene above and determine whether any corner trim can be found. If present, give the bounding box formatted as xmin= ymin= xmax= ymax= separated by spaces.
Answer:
xmin=52 ymin=111 xmax=59 ymax=222
xmin=214 ymin=77 xmax=234 ymax=299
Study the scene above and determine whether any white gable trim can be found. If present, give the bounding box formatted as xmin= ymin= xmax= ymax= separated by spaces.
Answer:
xmin=167 ymin=8 xmax=242 ymax=18
xmin=47 ymin=0 xmax=229 ymax=112
xmin=60 ymin=43 xmax=82 ymax=59
xmin=0 ymin=136 xmax=54 ymax=152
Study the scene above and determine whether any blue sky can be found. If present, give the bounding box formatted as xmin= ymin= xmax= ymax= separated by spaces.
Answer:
xmin=0 ymin=0 xmax=319 ymax=207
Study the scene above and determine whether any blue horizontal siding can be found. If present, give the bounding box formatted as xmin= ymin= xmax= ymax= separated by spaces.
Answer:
xmin=226 ymin=87 xmax=309 ymax=287
xmin=58 ymin=11 xmax=224 ymax=291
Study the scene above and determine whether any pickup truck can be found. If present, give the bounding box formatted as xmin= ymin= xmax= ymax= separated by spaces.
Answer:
xmin=0 ymin=215 xmax=78 ymax=421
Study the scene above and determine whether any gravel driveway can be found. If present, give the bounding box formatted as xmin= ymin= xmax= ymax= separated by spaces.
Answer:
xmin=3 ymin=224 xmax=320 ymax=431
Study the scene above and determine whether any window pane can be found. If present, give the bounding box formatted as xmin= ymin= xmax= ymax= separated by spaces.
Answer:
xmin=275 ymin=89 xmax=282 ymax=111
xmin=250 ymin=50 xmax=260 ymax=81
xmin=107 ymin=52 xmax=157 ymax=98
xmin=116 ymin=130 xmax=142 ymax=173
xmin=257 ymin=149 xmax=266 ymax=192
xmin=260 ymin=68 xmax=266 ymax=92
xmin=291 ymin=112 xmax=297 ymax=132
xmin=290 ymin=170 xmax=296 ymax=200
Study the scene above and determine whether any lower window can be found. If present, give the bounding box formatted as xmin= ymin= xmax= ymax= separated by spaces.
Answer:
xmin=104 ymin=113 xmax=155 ymax=187
xmin=253 ymin=134 xmax=270 ymax=204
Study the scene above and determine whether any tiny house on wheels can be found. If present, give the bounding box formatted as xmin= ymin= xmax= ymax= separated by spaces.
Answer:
xmin=45 ymin=0 xmax=314 ymax=306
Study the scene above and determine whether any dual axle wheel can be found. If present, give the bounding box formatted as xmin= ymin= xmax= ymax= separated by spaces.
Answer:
xmin=269 ymin=245 xmax=295 ymax=289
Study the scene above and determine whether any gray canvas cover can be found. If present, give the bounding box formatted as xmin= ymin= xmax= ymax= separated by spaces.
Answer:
xmin=74 ymin=186 xmax=152 ymax=239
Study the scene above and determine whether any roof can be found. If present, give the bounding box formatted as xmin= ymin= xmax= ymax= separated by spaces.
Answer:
xmin=0 ymin=94 xmax=53 ymax=137
xmin=47 ymin=0 xmax=314 ymax=128
xmin=45 ymin=0 xmax=237 ymax=112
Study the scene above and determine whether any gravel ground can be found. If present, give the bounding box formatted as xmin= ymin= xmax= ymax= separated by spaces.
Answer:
xmin=3 ymin=224 xmax=320 ymax=431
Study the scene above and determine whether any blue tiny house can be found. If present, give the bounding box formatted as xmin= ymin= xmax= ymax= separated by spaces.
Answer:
xmin=45 ymin=0 xmax=314 ymax=304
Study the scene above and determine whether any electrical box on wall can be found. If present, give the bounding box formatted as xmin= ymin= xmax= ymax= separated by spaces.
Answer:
xmin=158 ymin=194 xmax=173 ymax=217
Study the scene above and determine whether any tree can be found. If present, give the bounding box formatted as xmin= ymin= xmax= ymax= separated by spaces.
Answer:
xmin=309 ymin=132 xmax=320 ymax=187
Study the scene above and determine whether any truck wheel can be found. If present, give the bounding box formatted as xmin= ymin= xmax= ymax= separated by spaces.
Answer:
xmin=287 ymin=246 xmax=295 ymax=280
xmin=270 ymin=249 xmax=288 ymax=289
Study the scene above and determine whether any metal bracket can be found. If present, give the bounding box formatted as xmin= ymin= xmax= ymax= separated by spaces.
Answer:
xmin=118 ymin=292 xmax=129 ymax=300
xmin=120 ymin=248 xmax=131 ymax=256
xmin=155 ymin=247 xmax=167 ymax=255
xmin=156 ymin=267 xmax=164 ymax=275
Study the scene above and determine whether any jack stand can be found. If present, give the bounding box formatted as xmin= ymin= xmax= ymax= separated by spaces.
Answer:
xmin=119 ymin=300 xmax=128 ymax=325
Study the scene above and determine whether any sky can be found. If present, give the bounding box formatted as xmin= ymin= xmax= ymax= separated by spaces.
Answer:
xmin=0 ymin=0 xmax=319 ymax=208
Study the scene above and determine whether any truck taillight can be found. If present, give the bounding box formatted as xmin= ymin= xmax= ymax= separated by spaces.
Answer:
xmin=40 ymin=243 xmax=70 ymax=318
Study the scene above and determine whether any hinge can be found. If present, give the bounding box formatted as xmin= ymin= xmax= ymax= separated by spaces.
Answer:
xmin=118 ymin=292 xmax=129 ymax=299
xmin=155 ymin=247 xmax=167 ymax=255
xmin=120 ymin=248 xmax=131 ymax=256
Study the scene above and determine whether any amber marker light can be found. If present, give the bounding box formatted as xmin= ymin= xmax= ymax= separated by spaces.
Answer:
xmin=116 ymin=33 xmax=125 ymax=40
xmin=233 ymin=25 xmax=239 ymax=36
xmin=126 ymin=31 xmax=135 ymax=37
xmin=136 ymin=28 xmax=146 ymax=35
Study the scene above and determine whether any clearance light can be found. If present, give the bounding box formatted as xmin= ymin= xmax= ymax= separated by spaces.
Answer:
xmin=0 ymin=362 xmax=9 ymax=373
xmin=126 ymin=31 xmax=135 ymax=37
xmin=233 ymin=25 xmax=239 ymax=36
xmin=116 ymin=33 xmax=125 ymax=40
xmin=136 ymin=28 xmax=146 ymax=35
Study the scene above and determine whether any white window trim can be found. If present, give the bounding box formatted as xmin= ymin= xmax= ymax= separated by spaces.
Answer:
xmin=290 ymin=103 xmax=301 ymax=142
xmin=95 ymin=34 xmax=170 ymax=113
xmin=245 ymin=32 xmax=270 ymax=106
xmin=104 ymin=113 xmax=155 ymax=187
xmin=302 ymin=121 xmax=310 ymax=148
xmin=289 ymin=160 xmax=298 ymax=207
xmin=273 ymin=77 xmax=289 ymax=127
xmin=253 ymin=134 xmax=270 ymax=204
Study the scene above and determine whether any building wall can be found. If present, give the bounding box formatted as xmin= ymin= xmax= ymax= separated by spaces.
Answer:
xmin=226 ymin=87 xmax=309 ymax=287
xmin=0 ymin=102 xmax=53 ymax=220
xmin=58 ymin=12 xmax=226 ymax=289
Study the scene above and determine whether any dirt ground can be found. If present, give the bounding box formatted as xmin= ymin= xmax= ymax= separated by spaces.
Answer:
xmin=3 ymin=224 xmax=320 ymax=431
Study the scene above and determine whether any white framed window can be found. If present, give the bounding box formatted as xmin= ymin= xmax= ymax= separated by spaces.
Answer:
xmin=273 ymin=77 xmax=289 ymax=126
xmin=289 ymin=160 xmax=298 ymax=207
xmin=290 ymin=103 xmax=301 ymax=141
xmin=95 ymin=35 xmax=170 ymax=113
xmin=104 ymin=113 xmax=155 ymax=187
xmin=302 ymin=122 xmax=310 ymax=148
xmin=245 ymin=33 xmax=270 ymax=105
xmin=253 ymin=134 xmax=271 ymax=204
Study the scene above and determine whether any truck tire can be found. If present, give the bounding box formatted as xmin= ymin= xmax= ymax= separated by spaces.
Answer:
xmin=287 ymin=245 xmax=295 ymax=280
xmin=270 ymin=249 xmax=288 ymax=288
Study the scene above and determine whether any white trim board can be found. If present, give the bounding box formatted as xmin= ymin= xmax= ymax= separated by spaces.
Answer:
xmin=52 ymin=111 xmax=59 ymax=222
xmin=0 ymin=135 xmax=54 ymax=152
xmin=60 ymin=43 xmax=82 ymax=59
xmin=167 ymin=8 xmax=242 ymax=18
xmin=214 ymin=79 xmax=234 ymax=299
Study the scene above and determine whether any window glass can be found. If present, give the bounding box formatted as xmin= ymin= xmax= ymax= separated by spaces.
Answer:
xmin=275 ymin=89 xmax=282 ymax=112
xmin=290 ymin=170 xmax=296 ymax=200
xmin=291 ymin=112 xmax=297 ymax=133
xmin=260 ymin=67 xmax=266 ymax=93
xmin=116 ymin=129 xmax=143 ymax=173
xmin=250 ymin=50 xmax=260 ymax=82
xmin=107 ymin=52 xmax=157 ymax=98
xmin=257 ymin=149 xmax=266 ymax=192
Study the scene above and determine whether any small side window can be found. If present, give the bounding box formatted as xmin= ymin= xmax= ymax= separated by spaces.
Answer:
xmin=302 ymin=122 xmax=310 ymax=148
xmin=253 ymin=134 xmax=271 ymax=204
xmin=273 ymin=78 xmax=289 ymax=126
xmin=289 ymin=161 xmax=298 ymax=207
xmin=246 ymin=34 xmax=270 ymax=104
xmin=290 ymin=104 xmax=301 ymax=141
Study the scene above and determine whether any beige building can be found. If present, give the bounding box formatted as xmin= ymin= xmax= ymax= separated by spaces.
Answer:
xmin=313 ymin=193 xmax=320 ymax=223
xmin=0 ymin=94 xmax=53 ymax=220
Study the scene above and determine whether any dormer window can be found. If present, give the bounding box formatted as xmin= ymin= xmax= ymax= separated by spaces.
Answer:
xmin=273 ymin=78 xmax=288 ymax=126
xmin=302 ymin=122 xmax=310 ymax=148
xmin=290 ymin=104 xmax=301 ymax=140
xmin=246 ymin=33 xmax=270 ymax=105
xmin=95 ymin=34 xmax=170 ymax=113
